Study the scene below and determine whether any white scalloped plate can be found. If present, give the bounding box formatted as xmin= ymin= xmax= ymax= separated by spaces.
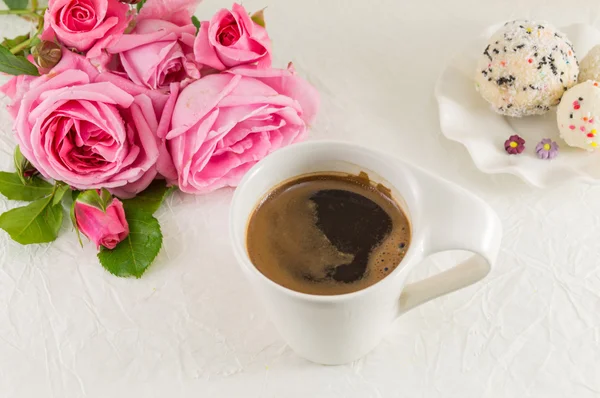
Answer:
xmin=435 ymin=23 xmax=600 ymax=188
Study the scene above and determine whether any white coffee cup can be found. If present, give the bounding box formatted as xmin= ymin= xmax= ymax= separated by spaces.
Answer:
xmin=229 ymin=141 xmax=502 ymax=365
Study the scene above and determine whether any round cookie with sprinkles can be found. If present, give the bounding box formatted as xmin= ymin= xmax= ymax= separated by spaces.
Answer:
xmin=557 ymin=80 xmax=600 ymax=150
xmin=579 ymin=44 xmax=600 ymax=83
xmin=475 ymin=20 xmax=579 ymax=117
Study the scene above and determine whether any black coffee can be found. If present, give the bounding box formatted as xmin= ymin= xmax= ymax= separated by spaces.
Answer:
xmin=246 ymin=172 xmax=411 ymax=295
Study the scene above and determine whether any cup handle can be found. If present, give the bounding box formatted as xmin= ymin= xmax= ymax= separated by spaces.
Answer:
xmin=397 ymin=168 xmax=502 ymax=315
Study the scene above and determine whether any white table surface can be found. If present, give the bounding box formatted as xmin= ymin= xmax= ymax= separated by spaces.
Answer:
xmin=2 ymin=0 xmax=600 ymax=397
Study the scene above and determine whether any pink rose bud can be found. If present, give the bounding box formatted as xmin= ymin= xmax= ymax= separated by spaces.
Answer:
xmin=74 ymin=190 xmax=129 ymax=250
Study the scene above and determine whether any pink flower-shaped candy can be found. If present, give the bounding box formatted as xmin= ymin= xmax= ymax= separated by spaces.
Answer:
xmin=504 ymin=135 xmax=525 ymax=155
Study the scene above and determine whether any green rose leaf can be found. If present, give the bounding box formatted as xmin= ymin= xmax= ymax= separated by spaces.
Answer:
xmin=52 ymin=183 xmax=70 ymax=206
xmin=14 ymin=146 xmax=27 ymax=183
xmin=2 ymin=0 xmax=28 ymax=10
xmin=75 ymin=188 xmax=112 ymax=211
xmin=191 ymin=16 xmax=201 ymax=33
xmin=0 ymin=171 xmax=53 ymax=201
xmin=69 ymin=190 xmax=83 ymax=246
xmin=29 ymin=35 xmax=41 ymax=49
xmin=136 ymin=0 xmax=147 ymax=12
xmin=250 ymin=9 xmax=266 ymax=28
xmin=0 ymin=194 xmax=64 ymax=245
xmin=14 ymin=146 xmax=36 ymax=184
xmin=0 ymin=45 xmax=40 ymax=76
xmin=122 ymin=180 xmax=175 ymax=215
xmin=97 ymin=209 xmax=162 ymax=278
xmin=2 ymin=33 xmax=29 ymax=52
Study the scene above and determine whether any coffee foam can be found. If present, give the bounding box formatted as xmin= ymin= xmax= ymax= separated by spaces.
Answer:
xmin=247 ymin=173 xmax=411 ymax=295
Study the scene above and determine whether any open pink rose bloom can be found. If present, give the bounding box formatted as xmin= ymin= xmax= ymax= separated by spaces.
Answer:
xmin=158 ymin=65 xmax=319 ymax=194
xmin=6 ymin=50 xmax=164 ymax=198
xmin=108 ymin=19 xmax=199 ymax=89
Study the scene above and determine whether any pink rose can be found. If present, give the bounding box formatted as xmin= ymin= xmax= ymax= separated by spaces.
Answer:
xmin=41 ymin=0 xmax=130 ymax=58
xmin=74 ymin=192 xmax=129 ymax=249
xmin=157 ymin=65 xmax=319 ymax=194
xmin=8 ymin=50 xmax=163 ymax=198
xmin=108 ymin=19 xmax=199 ymax=89
xmin=193 ymin=3 xmax=271 ymax=71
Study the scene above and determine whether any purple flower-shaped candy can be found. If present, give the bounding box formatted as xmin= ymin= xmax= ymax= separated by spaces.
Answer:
xmin=504 ymin=135 xmax=525 ymax=154
xmin=535 ymin=138 xmax=559 ymax=160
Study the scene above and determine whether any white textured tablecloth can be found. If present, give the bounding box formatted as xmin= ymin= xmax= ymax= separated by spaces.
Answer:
xmin=2 ymin=0 xmax=600 ymax=397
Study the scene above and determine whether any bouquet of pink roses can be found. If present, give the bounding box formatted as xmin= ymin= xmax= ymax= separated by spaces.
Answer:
xmin=0 ymin=0 xmax=319 ymax=277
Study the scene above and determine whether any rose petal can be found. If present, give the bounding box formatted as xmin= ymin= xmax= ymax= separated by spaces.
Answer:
xmin=227 ymin=66 xmax=320 ymax=125
xmin=138 ymin=0 xmax=201 ymax=26
xmin=193 ymin=23 xmax=227 ymax=71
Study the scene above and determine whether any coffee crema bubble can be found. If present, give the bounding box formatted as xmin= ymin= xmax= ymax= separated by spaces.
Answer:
xmin=246 ymin=172 xmax=411 ymax=295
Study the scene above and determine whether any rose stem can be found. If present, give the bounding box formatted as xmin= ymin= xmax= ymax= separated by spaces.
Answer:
xmin=8 ymin=13 xmax=44 ymax=54
xmin=0 ymin=7 xmax=46 ymax=15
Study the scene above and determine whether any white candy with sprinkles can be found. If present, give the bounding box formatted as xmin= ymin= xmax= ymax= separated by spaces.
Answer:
xmin=475 ymin=20 xmax=579 ymax=117
xmin=579 ymin=44 xmax=600 ymax=83
xmin=557 ymin=80 xmax=600 ymax=150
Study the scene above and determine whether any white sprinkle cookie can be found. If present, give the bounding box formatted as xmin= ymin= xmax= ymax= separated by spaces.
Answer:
xmin=579 ymin=44 xmax=600 ymax=83
xmin=475 ymin=20 xmax=579 ymax=117
xmin=557 ymin=80 xmax=600 ymax=150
